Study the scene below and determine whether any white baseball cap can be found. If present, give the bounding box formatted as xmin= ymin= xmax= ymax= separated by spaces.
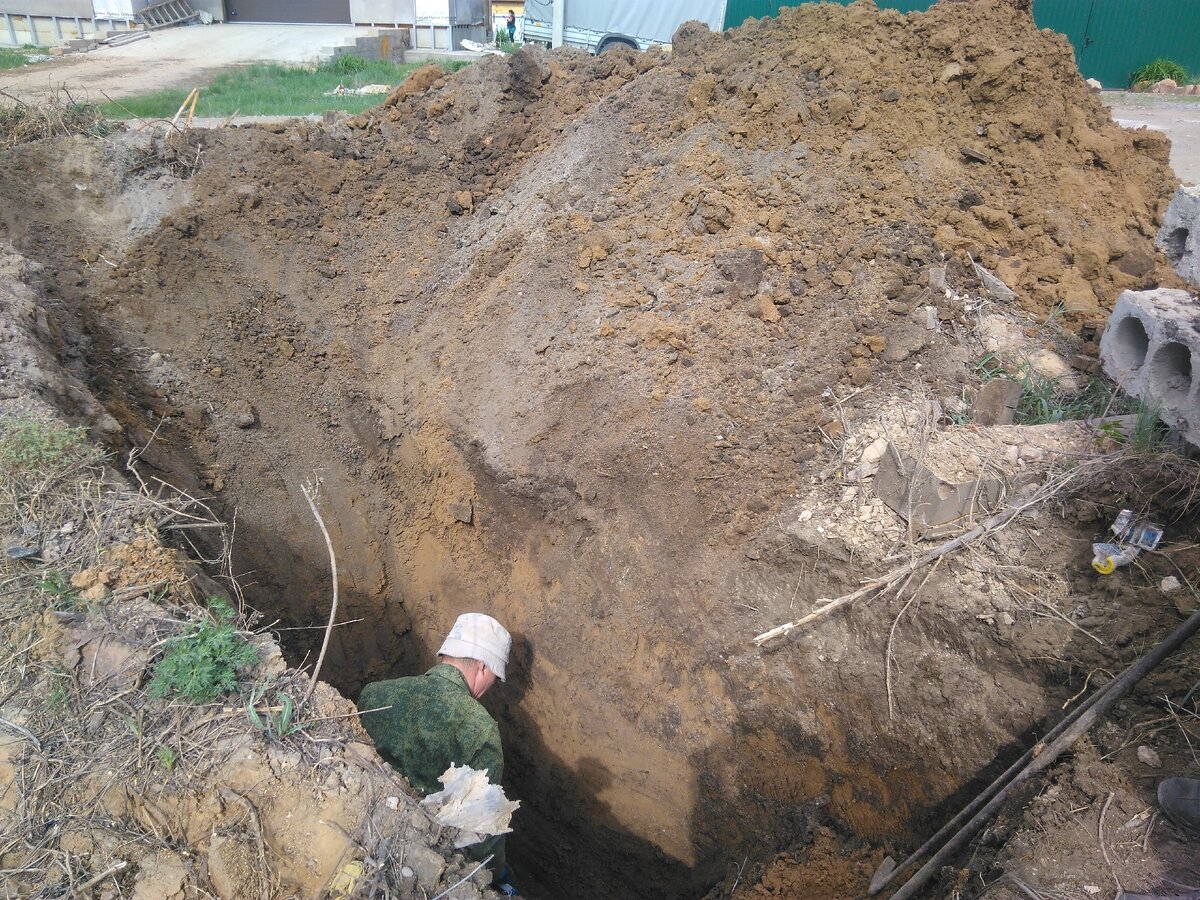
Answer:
xmin=438 ymin=613 xmax=511 ymax=681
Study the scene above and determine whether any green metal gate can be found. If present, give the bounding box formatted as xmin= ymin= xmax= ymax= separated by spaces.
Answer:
xmin=723 ymin=0 xmax=1200 ymax=88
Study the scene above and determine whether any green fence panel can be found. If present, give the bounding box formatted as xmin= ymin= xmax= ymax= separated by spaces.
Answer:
xmin=1041 ymin=0 xmax=1200 ymax=87
xmin=724 ymin=0 xmax=1200 ymax=88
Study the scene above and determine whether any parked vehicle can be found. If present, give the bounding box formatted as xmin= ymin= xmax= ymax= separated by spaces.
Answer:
xmin=521 ymin=0 xmax=727 ymax=53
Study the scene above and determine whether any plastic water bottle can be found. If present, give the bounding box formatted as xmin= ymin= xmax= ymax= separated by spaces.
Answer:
xmin=1092 ymin=542 xmax=1141 ymax=575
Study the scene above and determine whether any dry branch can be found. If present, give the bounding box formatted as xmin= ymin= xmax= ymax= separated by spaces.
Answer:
xmin=300 ymin=479 xmax=339 ymax=708
xmin=753 ymin=463 xmax=1096 ymax=646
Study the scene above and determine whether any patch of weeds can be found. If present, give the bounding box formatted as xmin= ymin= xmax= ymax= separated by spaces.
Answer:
xmin=1130 ymin=58 xmax=1189 ymax=87
xmin=0 ymin=96 xmax=113 ymax=150
xmin=1013 ymin=371 xmax=1135 ymax=425
xmin=0 ymin=419 xmax=98 ymax=473
xmin=323 ymin=54 xmax=370 ymax=74
xmin=148 ymin=597 xmax=259 ymax=703
xmin=0 ymin=45 xmax=48 ymax=70
xmin=155 ymin=745 xmax=177 ymax=771
xmin=246 ymin=684 xmax=304 ymax=740
xmin=442 ymin=60 xmax=474 ymax=74
xmin=1097 ymin=400 xmax=1168 ymax=450
xmin=37 ymin=572 xmax=84 ymax=611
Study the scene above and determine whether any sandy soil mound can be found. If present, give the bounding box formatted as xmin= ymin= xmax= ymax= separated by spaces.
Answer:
xmin=1 ymin=2 xmax=1197 ymax=898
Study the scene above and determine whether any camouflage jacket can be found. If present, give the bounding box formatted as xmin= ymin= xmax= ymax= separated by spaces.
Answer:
xmin=358 ymin=664 xmax=504 ymax=795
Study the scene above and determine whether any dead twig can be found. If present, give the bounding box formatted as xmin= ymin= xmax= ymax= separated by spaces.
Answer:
xmin=1099 ymin=792 xmax=1122 ymax=894
xmin=299 ymin=479 xmax=339 ymax=708
xmin=754 ymin=464 xmax=1094 ymax=645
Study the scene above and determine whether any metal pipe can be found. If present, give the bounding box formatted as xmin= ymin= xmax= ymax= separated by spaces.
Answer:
xmin=888 ymin=606 xmax=1200 ymax=900
xmin=871 ymin=664 xmax=1121 ymax=895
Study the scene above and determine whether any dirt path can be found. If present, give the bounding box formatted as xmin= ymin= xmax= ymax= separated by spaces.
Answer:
xmin=0 ymin=23 xmax=373 ymax=103
xmin=1104 ymin=91 xmax=1200 ymax=185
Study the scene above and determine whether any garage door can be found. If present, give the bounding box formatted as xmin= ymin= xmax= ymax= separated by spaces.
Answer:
xmin=226 ymin=0 xmax=351 ymax=23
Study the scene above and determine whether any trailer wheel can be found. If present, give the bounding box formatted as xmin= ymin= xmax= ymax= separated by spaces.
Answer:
xmin=597 ymin=36 xmax=638 ymax=54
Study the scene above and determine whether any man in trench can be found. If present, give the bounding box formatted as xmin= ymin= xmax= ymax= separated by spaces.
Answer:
xmin=358 ymin=613 xmax=518 ymax=895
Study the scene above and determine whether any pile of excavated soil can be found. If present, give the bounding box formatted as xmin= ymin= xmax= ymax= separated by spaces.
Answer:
xmin=1 ymin=2 xmax=1197 ymax=898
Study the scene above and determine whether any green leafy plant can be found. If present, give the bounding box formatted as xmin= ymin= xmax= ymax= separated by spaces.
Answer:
xmin=245 ymin=684 xmax=303 ymax=739
xmin=1130 ymin=58 xmax=1188 ymax=87
xmin=148 ymin=598 xmax=259 ymax=703
xmin=37 ymin=572 xmax=84 ymax=610
xmin=0 ymin=419 xmax=97 ymax=472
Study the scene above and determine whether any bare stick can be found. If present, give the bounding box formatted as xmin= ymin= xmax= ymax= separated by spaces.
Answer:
xmin=69 ymin=860 xmax=126 ymax=896
xmin=430 ymin=855 xmax=493 ymax=900
xmin=300 ymin=480 xmax=338 ymax=708
xmin=1099 ymin=792 xmax=1122 ymax=894
xmin=755 ymin=465 xmax=1093 ymax=645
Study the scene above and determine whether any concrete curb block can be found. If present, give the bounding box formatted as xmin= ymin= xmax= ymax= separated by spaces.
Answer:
xmin=1099 ymin=288 xmax=1200 ymax=445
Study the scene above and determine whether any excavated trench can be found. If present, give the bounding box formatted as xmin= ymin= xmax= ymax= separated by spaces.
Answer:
xmin=0 ymin=155 xmax=1078 ymax=899
xmin=2 ymin=3 xmax=1192 ymax=894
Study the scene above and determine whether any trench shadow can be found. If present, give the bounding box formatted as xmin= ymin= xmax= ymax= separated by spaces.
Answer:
xmin=487 ymin=632 xmax=712 ymax=900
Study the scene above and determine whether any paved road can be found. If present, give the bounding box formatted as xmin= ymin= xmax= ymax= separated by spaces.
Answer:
xmin=0 ymin=23 xmax=373 ymax=103
xmin=1104 ymin=91 xmax=1200 ymax=186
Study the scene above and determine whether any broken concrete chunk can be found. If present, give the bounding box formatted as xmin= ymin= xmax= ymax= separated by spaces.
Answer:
xmin=972 ymin=260 xmax=1017 ymax=303
xmin=875 ymin=442 xmax=1005 ymax=528
xmin=973 ymin=378 xmax=1021 ymax=426
xmin=1085 ymin=77 xmax=1102 ymax=92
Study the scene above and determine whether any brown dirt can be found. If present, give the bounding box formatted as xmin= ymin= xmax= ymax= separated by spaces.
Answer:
xmin=1 ymin=1 xmax=1198 ymax=898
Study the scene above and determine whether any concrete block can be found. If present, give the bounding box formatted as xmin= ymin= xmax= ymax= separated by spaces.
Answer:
xmin=1158 ymin=184 xmax=1200 ymax=288
xmin=1099 ymin=288 xmax=1200 ymax=445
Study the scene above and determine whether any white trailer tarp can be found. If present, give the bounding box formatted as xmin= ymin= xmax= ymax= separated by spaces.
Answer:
xmin=524 ymin=0 xmax=725 ymax=43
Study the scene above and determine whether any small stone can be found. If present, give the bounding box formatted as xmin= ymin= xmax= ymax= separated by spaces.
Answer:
xmin=1085 ymin=77 xmax=1102 ymax=93
xmin=230 ymin=400 xmax=258 ymax=429
xmin=1137 ymin=745 xmax=1162 ymax=768
xmin=960 ymin=146 xmax=991 ymax=164
xmin=449 ymin=500 xmax=473 ymax=525
xmin=406 ymin=844 xmax=446 ymax=889
xmin=928 ymin=267 xmax=946 ymax=291
xmin=863 ymin=334 xmax=887 ymax=354
xmin=831 ymin=270 xmax=853 ymax=287
xmin=210 ymin=366 xmax=223 ymax=377
xmin=879 ymin=88 xmax=900 ymax=102
xmin=598 ymin=321 xmax=614 ymax=337
xmin=973 ymin=379 xmax=1022 ymax=426
xmin=1151 ymin=78 xmax=1178 ymax=94
xmin=1161 ymin=575 xmax=1182 ymax=593
xmin=148 ymin=352 xmax=164 ymax=367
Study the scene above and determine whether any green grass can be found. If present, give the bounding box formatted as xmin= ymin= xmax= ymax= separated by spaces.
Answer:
xmin=100 ymin=57 xmax=472 ymax=120
xmin=0 ymin=45 xmax=49 ymax=71
xmin=1129 ymin=58 xmax=1190 ymax=87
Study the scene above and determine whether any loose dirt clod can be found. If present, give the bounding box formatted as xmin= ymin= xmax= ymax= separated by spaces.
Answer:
xmin=1 ymin=1 xmax=1198 ymax=898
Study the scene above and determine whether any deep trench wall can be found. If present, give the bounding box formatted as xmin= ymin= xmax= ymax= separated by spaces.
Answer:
xmin=0 ymin=1 xmax=1186 ymax=894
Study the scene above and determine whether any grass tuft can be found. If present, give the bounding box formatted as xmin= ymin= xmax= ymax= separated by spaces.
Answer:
xmin=1130 ymin=58 xmax=1189 ymax=86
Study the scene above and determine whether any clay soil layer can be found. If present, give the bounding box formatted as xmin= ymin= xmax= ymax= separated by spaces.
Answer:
xmin=2 ymin=1 xmax=1197 ymax=897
